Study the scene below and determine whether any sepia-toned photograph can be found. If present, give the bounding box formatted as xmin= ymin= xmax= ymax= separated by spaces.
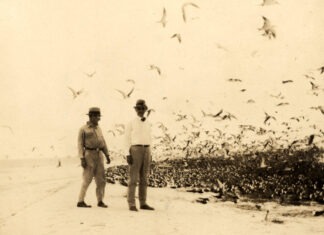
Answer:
xmin=1 ymin=0 xmax=324 ymax=234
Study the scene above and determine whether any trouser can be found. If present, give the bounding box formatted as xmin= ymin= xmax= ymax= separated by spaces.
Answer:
xmin=127 ymin=145 xmax=152 ymax=207
xmin=78 ymin=151 xmax=106 ymax=203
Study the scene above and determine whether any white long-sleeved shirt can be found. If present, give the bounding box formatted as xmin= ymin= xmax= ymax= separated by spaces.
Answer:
xmin=124 ymin=116 xmax=152 ymax=155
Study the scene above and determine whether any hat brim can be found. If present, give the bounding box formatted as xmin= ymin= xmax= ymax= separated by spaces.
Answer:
xmin=87 ymin=113 xmax=101 ymax=116
xmin=134 ymin=105 xmax=147 ymax=109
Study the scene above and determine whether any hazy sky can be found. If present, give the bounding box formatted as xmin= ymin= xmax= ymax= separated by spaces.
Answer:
xmin=1 ymin=0 xmax=323 ymax=158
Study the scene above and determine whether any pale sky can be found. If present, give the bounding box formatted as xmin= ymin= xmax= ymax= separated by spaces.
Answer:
xmin=0 ymin=0 xmax=323 ymax=159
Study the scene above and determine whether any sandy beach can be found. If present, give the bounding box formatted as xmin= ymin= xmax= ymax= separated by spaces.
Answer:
xmin=0 ymin=157 xmax=323 ymax=235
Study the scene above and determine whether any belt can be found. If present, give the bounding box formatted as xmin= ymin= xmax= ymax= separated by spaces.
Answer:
xmin=132 ymin=145 xmax=150 ymax=147
xmin=84 ymin=147 xmax=103 ymax=151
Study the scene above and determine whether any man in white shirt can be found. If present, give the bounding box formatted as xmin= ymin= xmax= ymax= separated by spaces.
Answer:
xmin=125 ymin=99 xmax=154 ymax=211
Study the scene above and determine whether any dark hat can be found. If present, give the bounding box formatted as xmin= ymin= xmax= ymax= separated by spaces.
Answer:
xmin=87 ymin=107 xmax=101 ymax=116
xmin=134 ymin=99 xmax=148 ymax=110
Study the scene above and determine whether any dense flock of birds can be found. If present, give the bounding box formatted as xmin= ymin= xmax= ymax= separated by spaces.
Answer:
xmin=2 ymin=1 xmax=323 ymax=205
xmin=106 ymin=146 xmax=324 ymax=205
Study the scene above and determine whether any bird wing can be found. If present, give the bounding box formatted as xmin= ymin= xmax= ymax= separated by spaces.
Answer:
xmin=68 ymin=87 xmax=77 ymax=98
xmin=153 ymin=66 xmax=161 ymax=75
xmin=213 ymin=109 xmax=223 ymax=118
xmin=127 ymin=87 xmax=135 ymax=97
xmin=77 ymin=89 xmax=84 ymax=95
xmin=260 ymin=16 xmax=273 ymax=31
xmin=85 ymin=71 xmax=96 ymax=77
xmin=161 ymin=8 xmax=166 ymax=26
xmin=262 ymin=0 xmax=278 ymax=6
xmin=182 ymin=2 xmax=199 ymax=22
xmin=107 ymin=130 xmax=116 ymax=136
xmin=0 ymin=125 xmax=14 ymax=134
xmin=149 ymin=65 xmax=161 ymax=75
xmin=319 ymin=66 xmax=324 ymax=74
xmin=115 ymin=89 xmax=126 ymax=98
xmin=115 ymin=124 xmax=125 ymax=129
xmin=264 ymin=116 xmax=271 ymax=124
xmin=147 ymin=109 xmax=155 ymax=118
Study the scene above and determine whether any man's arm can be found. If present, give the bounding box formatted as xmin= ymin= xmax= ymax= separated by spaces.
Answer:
xmin=77 ymin=127 xmax=85 ymax=159
xmin=98 ymin=127 xmax=110 ymax=164
xmin=102 ymin=138 xmax=110 ymax=164
xmin=124 ymin=121 xmax=132 ymax=155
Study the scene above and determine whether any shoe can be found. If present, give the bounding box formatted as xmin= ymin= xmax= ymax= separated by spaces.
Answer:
xmin=77 ymin=201 xmax=91 ymax=208
xmin=129 ymin=206 xmax=138 ymax=212
xmin=140 ymin=204 xmax=154 ymax=210
xmin=97 ymin=201 xmax=108 ymax=208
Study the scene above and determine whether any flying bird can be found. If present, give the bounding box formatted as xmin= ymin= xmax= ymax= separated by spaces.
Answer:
xmin=171 ymin=33 xmax=182 ymax=43
xmin=222 ymin=112 xmax=237 ymax=120
xmin=227 ymin=78 xmax=242 ymax=82
xmin=260 ymin=0 xmax=279 ymax=6
xmin=277 ymin=102 xmax=289 ymax=106
xmin=264 ymin=112 xmax=276 ymax=125
xmin=115 ymin=129 xmax=125 ymax=135
xmin=115 ymin=87 xmax=134 ymax=99
xmin=270 ymin=92 xmax=284 ymax=99
xmin=0 ymin=125 xmax=14 ymax=134
xmin=115 ymin=124 xmax=125 ymax=130
xmin=308 ymin=134 xmax=315 ymax=145
xmin=107 ymin=130 xmax=116 ymax=136
xmin=310 ymin=106 xmax=324 ymax=115
xmin=304 ymin=74 xmax=315 ymax=80
xmin=157 ymin=8 xmax=167 ymax=27
xmin=182 ymin=2 xmax=199 ymax=23
xmin=247 ymin=99 xmax=255 ymax=103
xmin=84 ymin=71 xmax=96 ymax=78
xmin=157 ymin=122 xmax=168 ymax=132
xmin=149 ymin=64 xmax=161 ymax=75
xmin=201 ymin=109 xmax=223 ymax=118
xmin=146 ymin=108 xmax=155 ymax=117
xmin=68 ymin=87 xmax=84 ymax=99
xmin=251 ymin=50 xmax=259 ymax=57
xmin=213 ymin=109 xmax=223 ymax=118
xmin=259 ymin=16 xmax=276 ymax=39
xmin=290 ymin=117 xmax=300 ymax=122
xmin=282 ymin=80 xmax=293 ymax=84
xmin=126 ymin=79 xmax=135 ymax=84
xmin=240 ymin=89 xmax=247 ymax=92
xmin=310 ymin=81 xmax=319 ymax=90
xmin=175 ymin=114 xmax=187 ymax=121
xmin=215 ymin=43 xmax=229 ymax=52
xmin=288 ymin=140 xmax=299 ymax=149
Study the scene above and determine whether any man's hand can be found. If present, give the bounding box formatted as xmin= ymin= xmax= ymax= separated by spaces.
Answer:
xmin=105 ymin=155 xmax=111 ymax=164
xmin=81 ymin=158 xmax=87 ymax=169
xmin=127 ymin=155 xmax=133 ymax=165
